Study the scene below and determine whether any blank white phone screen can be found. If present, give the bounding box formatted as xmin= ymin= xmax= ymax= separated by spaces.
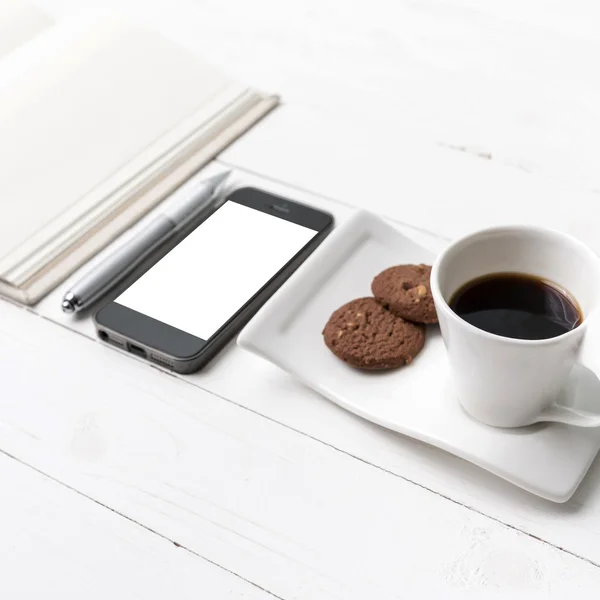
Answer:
xmin=115 ymin=201 xmax=317 ymax=340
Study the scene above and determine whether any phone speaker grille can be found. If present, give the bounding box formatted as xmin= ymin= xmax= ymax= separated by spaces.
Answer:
xmin=149 ymin=353 xmax=174 ymax=369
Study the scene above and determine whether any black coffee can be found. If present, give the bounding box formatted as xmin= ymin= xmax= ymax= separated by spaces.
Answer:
xmin=449 ymin=273 xmax=582 ymax=340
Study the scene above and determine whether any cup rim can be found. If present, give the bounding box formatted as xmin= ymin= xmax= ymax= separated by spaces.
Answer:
xmin=430 ymin=224 xmax=596 ymax=347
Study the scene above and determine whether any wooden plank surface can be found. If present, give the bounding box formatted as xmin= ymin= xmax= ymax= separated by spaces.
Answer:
xmin=0 ymin=451 xmax=273 ymax=599
xmin=41 ymin=0 xmax=600 ymax=191
xmin=1 ymin=299 xmax=600 ymax=598
xmin=220 ymin=105 xmax=600 ymax=251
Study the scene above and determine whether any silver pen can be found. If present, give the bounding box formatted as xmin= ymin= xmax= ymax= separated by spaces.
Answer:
xmin=62 ymin=171 xmax=230 ymax=313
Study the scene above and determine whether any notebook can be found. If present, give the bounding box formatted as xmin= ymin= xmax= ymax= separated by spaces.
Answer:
xmin=0 ymin=2 xmax=278 ymax=304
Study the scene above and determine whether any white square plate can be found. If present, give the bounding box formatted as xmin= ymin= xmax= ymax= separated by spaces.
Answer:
xmin=238 ymin=211 xmax=600 ymax=502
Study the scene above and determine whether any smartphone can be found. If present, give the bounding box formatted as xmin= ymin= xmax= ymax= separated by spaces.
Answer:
xmin=94 ymin=187 xmax=334 ymax=373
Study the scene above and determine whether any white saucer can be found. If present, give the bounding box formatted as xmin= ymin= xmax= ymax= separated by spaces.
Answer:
xmin=238 ymin=211 xmax=600 ymax=502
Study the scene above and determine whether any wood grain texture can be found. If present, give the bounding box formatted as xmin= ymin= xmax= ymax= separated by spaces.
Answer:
xmin=1 ymin=299 xmax=600 ymax=598
xmin=0 ymin=451 xmax=273 ymax=599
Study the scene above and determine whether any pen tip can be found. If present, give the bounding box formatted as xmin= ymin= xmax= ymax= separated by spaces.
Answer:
xmin=207 ymin=170 xmax=231 ymax=191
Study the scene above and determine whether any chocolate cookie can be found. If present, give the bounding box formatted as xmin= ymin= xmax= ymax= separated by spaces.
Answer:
xmin=371 ymin=264 xmax=438 ymax=324
xmin=322 ymin=297 xmax=425 ymax=370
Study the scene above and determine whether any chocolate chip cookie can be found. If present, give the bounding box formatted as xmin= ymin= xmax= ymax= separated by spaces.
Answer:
xmin=371 ymin=264 xmax=438 ymax=324
xmin=322 ymin=297 xmax=425 ymax=370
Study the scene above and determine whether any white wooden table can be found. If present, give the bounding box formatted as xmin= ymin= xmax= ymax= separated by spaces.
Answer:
xmin=4 ymin=0 xmax=600 ymax=597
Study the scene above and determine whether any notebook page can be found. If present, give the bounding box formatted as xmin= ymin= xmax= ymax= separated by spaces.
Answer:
xmin=0 ymin=17 xmax=240 ymax=268
xmin=3 ymin=85 xmax=255 ymax=285
xmin=0 ymin=0 xmax=54 ymax=59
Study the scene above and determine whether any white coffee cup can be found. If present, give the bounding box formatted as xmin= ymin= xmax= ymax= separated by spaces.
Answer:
xmin=431 ymin=225 xmax=600 ymax=428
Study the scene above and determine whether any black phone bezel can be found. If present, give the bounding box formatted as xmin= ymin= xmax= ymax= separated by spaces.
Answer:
xmin=94 ymin=187 xmax=333 ymax=371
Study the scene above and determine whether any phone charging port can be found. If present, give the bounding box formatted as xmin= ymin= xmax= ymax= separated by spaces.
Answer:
xmin=127 ymin=343 xmax=147 ymax=359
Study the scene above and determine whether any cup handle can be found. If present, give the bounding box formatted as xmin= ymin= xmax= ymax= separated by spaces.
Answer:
xmin=538 ymin=404 xmax=600 ymax=427
xmin=538 ymin=320 xmax=600 ymax=427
